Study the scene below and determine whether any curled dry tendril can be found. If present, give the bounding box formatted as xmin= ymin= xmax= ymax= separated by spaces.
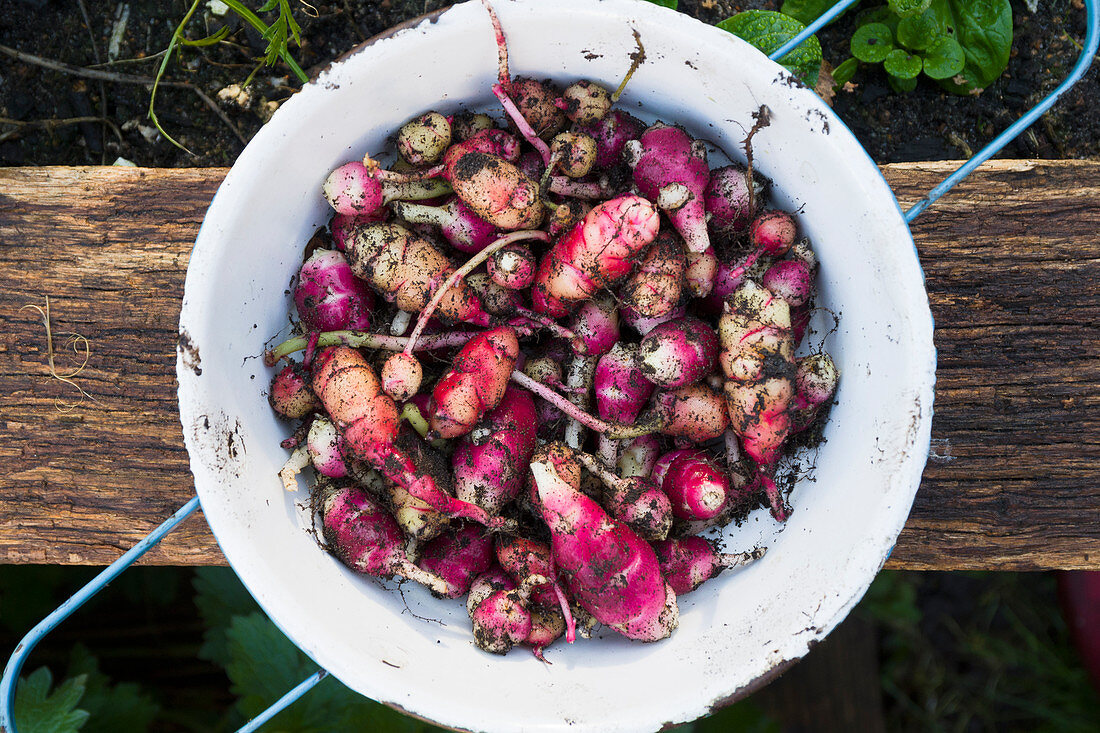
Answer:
xmin=20 ymin=296 xmax=97 ymax=412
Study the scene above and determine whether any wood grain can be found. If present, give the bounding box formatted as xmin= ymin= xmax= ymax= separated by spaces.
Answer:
xmin=0 ymin=162 xmax=1097 ymax=569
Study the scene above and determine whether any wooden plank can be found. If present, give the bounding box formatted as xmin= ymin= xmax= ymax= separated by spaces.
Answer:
xmin=0 ymin=161 xmax=1097 ymax=569
xmin=883 ymin=161 xmax=1100 ymax=570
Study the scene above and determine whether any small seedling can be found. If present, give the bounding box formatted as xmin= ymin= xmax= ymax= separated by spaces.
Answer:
xmin=846 ymin=1 xmax=1011 ymax=94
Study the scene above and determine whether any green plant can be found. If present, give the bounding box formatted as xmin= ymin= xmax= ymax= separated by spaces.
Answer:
xmin=858 ymin=572 xmax=1100 ymax=731
xmin=11 ymin=648 xmax=159 ymax=733
xmin=834 ymin=1 xmax=1011 ymax=94
xmin=780 ymin=0 xmax=850 ymax=26
xmin=13 ymin=667 xmax=90 ymax=733
xmin=717 ymin=10 xmax=823 ymax=85
xmin=151 ymin=0 xmax=310 ymax=152
xmin=192 ymin=568 xmax=443 ymax=731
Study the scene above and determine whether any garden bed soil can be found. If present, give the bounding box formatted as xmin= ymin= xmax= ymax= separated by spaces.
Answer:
xmin=1 ymin=1 xmax=1097 ymax=167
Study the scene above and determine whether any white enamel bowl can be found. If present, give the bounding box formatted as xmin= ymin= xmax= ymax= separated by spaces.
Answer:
xmin=178 ymin=1 xmax=935 ymax=730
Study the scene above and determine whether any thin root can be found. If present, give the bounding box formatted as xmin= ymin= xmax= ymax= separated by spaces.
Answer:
xmin=20 ymin=296 xmax=97 ymax=412
xmin=743 ymin=105 xmax=772 ymax=215
xmin=611 ymin=29 xmax=646 ymax=103
xmin=479 ymin=0 xmax=509 ymax=86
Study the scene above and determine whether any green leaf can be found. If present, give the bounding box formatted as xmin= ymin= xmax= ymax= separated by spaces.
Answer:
xmin=859 ymin=571 xmax=921 ymax=628
xmin=888 ymin=0 xmax=932 ymax=17
xmin=194 ymin=566 xmax=261 ymax=667
xmin=922 ymin=36 xmax=965 ymax=79
xmin=643 ymin=0 xmax=678 ymax=8
xmin=854 ymin=5 xmax=899 ymax=32
xmin=66 ymin=646 xmax=159 ymax=733
xmin=832 ymin=57 xmax=860 ymax=86
xmin=896 ymin=11 xmax=941 ymax=51
xmin=884 ymin=49 xmax=923 ymax=79
xmin=779 ymin=0 xmax=841 ymax=25
xmin=13 ymin=667 xmax=90 ymax=733
xmin=180 ymin=26 xmax=231 ymax=47
xmin=220 ymin=0 xmax=308 ymax=83
xmin=225 ymin=613 xmax=315 ymax=723
xmin=717 ymin=10 xmax=823 ymax=86
xmin=888 ymin=74 xmax=918 ymax=93
xmin=851 ymin=23 xmax=894 ymax=63
xmin=225 ymin=612 xmax=441 ymax=732
xmin=928 ymin=0 xmax=1012 ymax=93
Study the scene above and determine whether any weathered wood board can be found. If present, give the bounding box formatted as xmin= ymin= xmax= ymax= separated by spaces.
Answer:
xmin=0 ymin=162 xmax=1097 ymax=569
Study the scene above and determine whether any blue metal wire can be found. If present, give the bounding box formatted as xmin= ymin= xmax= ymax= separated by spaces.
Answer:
xmin=905 ymin=0 xmax=1100 ymax=221
xmin=769 ymin=0 xmax=1100 ymax=224
xmin=0 ymin=496 xmax=201 ymax=733
xmin=768 ymin=0 xmax=861 ymax=63
xmin=235 ymin=670 xmax=328 ymax=733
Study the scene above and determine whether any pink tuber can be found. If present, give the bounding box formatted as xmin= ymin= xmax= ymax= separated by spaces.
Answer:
xmin=452 ymin=386 xmax=538 ymax=514
xmin=703 ymin=164 xmax=765 ymax=235
xmin=718 ymin=281 xmax=797 ymax=521
xmin=488 ymin=242 xmax=537 ymax=289
xmin=429 ymin=326 xmax=519 ymax=439
xmin=313 ymin=346 xmax=513 ymax=531
xmin=418 ymin=523 xmax=496 ymax=599
xmin=617 ymin=434 xmax=661 ymax=479
xmin=344 ymin=222 xmax=488 ymax=326
xmin=319 ymin=484 xmax=451 ymax=595
xmin=749 ymin=210 xmax=797 ymax=256
xmin=651 ymin=449 xmax=731 ymax=522
xmin=641 ymin=383 xmax=731 ymax=443
xmin=306 ymin=415 xmax=348 ymax=479
xmin=322 ymin=160 xmax=448 ymax=217
xmin=568 ymin=295 xmax=621 ymax=357
xmin=620 ymin=303 xmax=686 ymax=337
xmin=624 ymin=123 xmax=711 ymax=253
xmin=791 ymin=352 xmax=839 ymax=433
xmin=652 ymin=536 xmax=766 ymax=595
xmin=762 ymin=259 xmax=814 ymax=309
xmin=636 ymin=316 xmax=719 ymax=389
xmin=442 ymin=146 xmax=545 ymax=231
xmin=293 ymin=249 xmax=375 ymax=332
xmin=531 ymin=194 xmax=660 ymax=318
xmin=683 ymin=245 xmax=718 ymax=299
xmin=395 ymin=111 xmax=452 ymax=166
xmin=390 ymin=197 xmax=500 ymax=254
xmin=620 ymin=231 xmax=686 ymax=318
xmin=574 ymin=109 xmax=645 ymax=169
xmin=594 ymin=343 xmax=656 ymax=424
xmin=571 ymin=448 xmax=672 ymax=542
xmin=269 ymin=362 xmax=320 ymax=419
xmin=529 ymin=459 xmax=678 ymax=642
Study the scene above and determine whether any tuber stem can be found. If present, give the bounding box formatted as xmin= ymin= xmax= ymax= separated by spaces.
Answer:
xmin=512 ymin=307 xmax=586 ymax=353
xmin=510 ymin=370 xmax=647 ymax=440
xmin=563 ymin=355 xmax=596 ymax=449
xmin=403 ymin=229 xmax=551 ymax=356
xmin=492 ymin=82 xmax=552 ymax=165
xmin=479 ymin=0 xmax=509 ymax=87
xmin=266 ymin=329 xmax=499 ymax=366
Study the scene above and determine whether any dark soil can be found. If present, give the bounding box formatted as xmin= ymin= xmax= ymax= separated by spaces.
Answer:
xmin=1 ymin=1 xmax=1097 ymax=167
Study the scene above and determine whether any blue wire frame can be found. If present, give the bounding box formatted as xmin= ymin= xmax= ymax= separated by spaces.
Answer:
xmin=1 ymin=1 xmax=1097 ymax=731
xmin=769 ymin=0 xmax=1100 ymax=224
